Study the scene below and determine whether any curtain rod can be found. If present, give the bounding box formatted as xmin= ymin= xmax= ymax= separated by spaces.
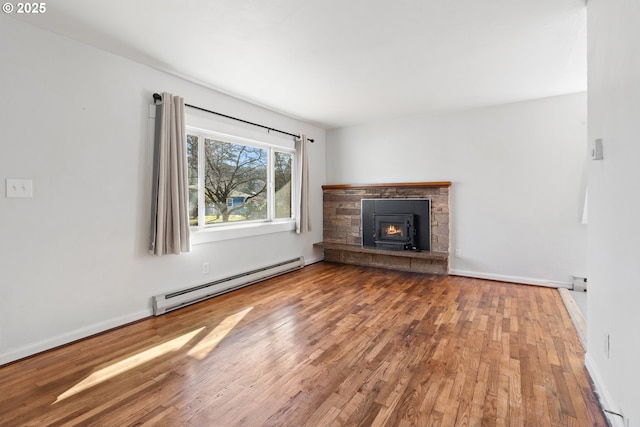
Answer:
xmin=152 ymin=93 xmax=314 ymax=143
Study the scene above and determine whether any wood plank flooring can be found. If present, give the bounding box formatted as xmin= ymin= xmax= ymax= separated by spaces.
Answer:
xmin=0 ymin=262 xmax=607 ymax=426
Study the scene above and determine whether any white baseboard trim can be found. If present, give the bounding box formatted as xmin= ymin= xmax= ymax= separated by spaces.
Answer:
xmin=0 ymin=261 xmax=321 ymax=366
xmin=585 ymin=353 xmax=625 ymax=427
xmin=449 ymin=269 xmax=571 ymax=289
xmin=304 ymin=255 xmax=324 ymax=266
xmin=0 ymin=309 xmax=151 ymax=366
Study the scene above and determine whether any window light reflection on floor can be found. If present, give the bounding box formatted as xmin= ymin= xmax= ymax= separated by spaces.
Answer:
xmin=187 ymin=307 xmax=252 ymax=360
xmin=54 ymin=327 xmax=205 ymax=404
xmin=53 ymin=306 xmax=254 ymax=404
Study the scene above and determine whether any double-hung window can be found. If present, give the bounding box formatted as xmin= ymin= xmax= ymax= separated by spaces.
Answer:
xmin=186 ymin=127 xmax=295 ymax=236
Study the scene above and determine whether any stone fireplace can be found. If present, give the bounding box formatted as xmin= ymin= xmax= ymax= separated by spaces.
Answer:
xmin=315 ymin=182 xmax=450 ymax=274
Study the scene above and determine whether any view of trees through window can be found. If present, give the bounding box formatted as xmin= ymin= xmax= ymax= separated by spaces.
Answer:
xmin=274 ymin=151 xmax=292 ymax=219
xmin=187 ymin=132 xmax=293 ymax=227
xmin=187 ymin=134 xmax=199 ymax=224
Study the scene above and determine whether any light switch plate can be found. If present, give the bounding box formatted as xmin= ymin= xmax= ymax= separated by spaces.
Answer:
xmin=6 ymin=178 xmax=33 ymax=198
xmin=592 ymin=138 xmax=604 ymax=160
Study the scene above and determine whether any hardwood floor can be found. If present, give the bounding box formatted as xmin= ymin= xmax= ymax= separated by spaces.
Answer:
xmin=0 ymin=262 xmax=607 ymax=426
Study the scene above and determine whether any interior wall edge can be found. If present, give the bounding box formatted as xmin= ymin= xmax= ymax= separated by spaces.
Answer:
xmin=449 ymin=269 xmax=572 ymax=288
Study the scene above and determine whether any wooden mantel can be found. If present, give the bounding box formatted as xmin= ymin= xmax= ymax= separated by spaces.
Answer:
xmin=322 ymin=181 xmax=452 ymax=190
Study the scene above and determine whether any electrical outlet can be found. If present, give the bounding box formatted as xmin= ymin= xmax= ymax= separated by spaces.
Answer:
xmin=604 ymin=331 xmax=610 ymax=358
xmin=455 ymin=248 xmax=462 ymax=258
xmin=6 ymin=178 xmax=33 ymax=198
xmin=202 ymin=262 xmax=210 ymax=274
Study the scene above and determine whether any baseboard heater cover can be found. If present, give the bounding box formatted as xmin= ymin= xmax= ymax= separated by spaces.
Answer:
xmin=152 ymin=257 xmax=304 ymax=316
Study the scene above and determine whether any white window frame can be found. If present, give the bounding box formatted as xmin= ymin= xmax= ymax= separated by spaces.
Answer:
xmin=186 ymin=122 xmax=297 ymax=245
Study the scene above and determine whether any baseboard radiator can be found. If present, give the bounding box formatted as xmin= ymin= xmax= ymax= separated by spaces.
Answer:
xmin=152 ymin=257 xmax=305 ymax=316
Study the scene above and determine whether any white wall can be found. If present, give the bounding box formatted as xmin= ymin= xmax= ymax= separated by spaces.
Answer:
xmin=586 ymin=0 xmax=640 ymax=425
xmin=0 ymin=16 xmax=325 ymax=365
xmin=327 ymin=93 xmax=588 ymax=286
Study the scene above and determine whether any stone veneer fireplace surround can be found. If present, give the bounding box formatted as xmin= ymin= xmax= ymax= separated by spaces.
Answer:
xmin=316 ymin=182 xmax=451 ymax=274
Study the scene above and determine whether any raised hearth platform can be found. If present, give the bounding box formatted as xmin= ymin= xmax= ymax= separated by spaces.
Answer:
xmin=320 ymin=182 xmax=451 ymax=274
xmin=314 ymin=242 xmax=448 ymax=274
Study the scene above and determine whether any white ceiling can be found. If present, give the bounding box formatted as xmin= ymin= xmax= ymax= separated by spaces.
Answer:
xmin=13 ymin=0 xmax=586 ymax=129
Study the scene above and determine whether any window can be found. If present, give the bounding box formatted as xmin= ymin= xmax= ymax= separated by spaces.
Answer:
xmin=187 ymin=128 xmax=294 ymax=230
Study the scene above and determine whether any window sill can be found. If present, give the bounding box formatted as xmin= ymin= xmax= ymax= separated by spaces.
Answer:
xmin=190 ymin=220 xmax=296 ymax=244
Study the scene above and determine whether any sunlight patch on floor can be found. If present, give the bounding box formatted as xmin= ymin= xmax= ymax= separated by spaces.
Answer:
xmin=187 ymin=307 xmax=253 ymax=360
xmin=54 ymin=327 xmax=205 ymax=403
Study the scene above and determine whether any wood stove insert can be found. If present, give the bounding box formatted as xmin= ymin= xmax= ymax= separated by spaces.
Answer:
xmin=362 ymin=198 xmax=430 ymax=251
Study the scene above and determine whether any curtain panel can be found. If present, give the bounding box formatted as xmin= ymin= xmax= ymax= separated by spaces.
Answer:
xmin=295 ymin=134 xmax=311 ymax=234
xmin=149 ymin=92 xmax=191 ymax=255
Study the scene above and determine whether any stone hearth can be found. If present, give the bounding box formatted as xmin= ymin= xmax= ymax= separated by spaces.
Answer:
xmin=315 ymin=182 xmax=450 ymax=274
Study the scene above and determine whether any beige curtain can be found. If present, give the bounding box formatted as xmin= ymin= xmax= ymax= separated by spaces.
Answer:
xmin=295 ymin=134 xmax=311 ymax=234
xmin=149 ymin=92 xmax=191 ymax=255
